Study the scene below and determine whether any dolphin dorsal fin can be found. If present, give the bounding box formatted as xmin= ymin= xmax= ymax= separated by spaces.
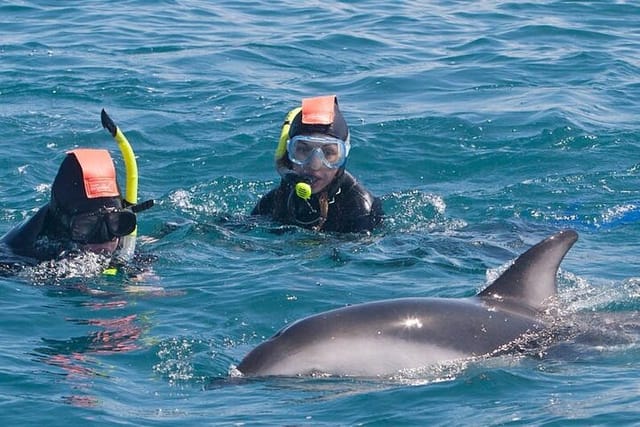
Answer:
xmin=478 ymin=230 xmax=578 ymax=312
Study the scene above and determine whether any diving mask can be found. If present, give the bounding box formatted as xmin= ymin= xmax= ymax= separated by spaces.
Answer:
xmin=286 ymin=135 xmax=349 ymax=169
xmin=64 ymin=207 xmax=137 ymax=244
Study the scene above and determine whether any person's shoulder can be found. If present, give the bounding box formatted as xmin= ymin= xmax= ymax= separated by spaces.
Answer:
xmin=1 ymin=204 xmax=51 ymax=251
xmin=337 ymin=171 xmax=378 ymax=203
xmin=333 ymin=171 xmax=384 ymax=226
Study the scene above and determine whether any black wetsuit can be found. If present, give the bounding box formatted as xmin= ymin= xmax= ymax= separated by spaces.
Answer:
xmin=252 ymin=170 xmax=383 ymax=233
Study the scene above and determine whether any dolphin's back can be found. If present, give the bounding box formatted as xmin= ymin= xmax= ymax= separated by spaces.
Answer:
xmin=237 ymin=297 xmax=543 ymax=376
xmin=237 ymin=230 xmax=579 ymax=377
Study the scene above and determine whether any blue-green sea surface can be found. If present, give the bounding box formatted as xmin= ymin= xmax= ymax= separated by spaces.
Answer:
xmin=2 ymin=1 xmax=640 ymax=425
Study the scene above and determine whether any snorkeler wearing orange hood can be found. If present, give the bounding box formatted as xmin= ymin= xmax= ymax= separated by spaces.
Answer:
xmin=252 ymin=95 xmax=383 ymax=233
xmin=1 ymin=149 xmax=152 ymax=273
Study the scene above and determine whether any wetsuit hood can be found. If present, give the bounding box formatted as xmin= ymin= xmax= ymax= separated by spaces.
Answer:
xmin=288 ymin=95 xmax=349 ymax=141
xmin=275 ymin=95 xmax=350 ymax=176
xmin=50 ymin=149 xmax=123 ymax=215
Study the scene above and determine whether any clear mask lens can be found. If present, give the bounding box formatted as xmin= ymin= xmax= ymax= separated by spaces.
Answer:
xmin=287 ymin=135 xmax=348 ymax=169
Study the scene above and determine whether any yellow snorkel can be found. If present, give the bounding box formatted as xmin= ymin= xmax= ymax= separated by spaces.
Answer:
xmin=101 ymin=109 xmax=138 ymax=206
xmin=275 ymin=106 xmax=313 ymax=200
xmin=100 ymin=109 xmax=140 ymax=262
xmin=274 ymin=107 xmax=301 ymax=174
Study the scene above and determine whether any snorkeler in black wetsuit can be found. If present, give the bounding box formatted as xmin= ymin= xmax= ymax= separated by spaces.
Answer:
xmin=0 ymin=149 xmax=152 ymax=275
xmin=252 ymin=95 xmax=383 ymax=233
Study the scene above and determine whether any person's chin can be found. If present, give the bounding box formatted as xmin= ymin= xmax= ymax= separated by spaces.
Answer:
xmin=309 ymin=176 xmax=330 ymax=192
xmin=311 ymin=182 xmax=328 ymax=193
xmin=81 ymin=239 xmax=119 ymax=255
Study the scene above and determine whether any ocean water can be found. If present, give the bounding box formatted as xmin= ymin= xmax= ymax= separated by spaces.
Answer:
xmin=2 ymin=0 xmax=640 ymax=425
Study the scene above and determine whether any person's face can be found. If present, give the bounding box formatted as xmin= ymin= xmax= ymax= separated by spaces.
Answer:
xmin=62 ymin=204 xmax=136 ymax=255
xmin=287 ymin=133 xmax=345 ymax=193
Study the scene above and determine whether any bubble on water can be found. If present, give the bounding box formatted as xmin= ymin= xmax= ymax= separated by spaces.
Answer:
xmin=20 ymin=251 xmax=112 ymax=285
xmin=153 ymin=337 xmax=195 ymax=385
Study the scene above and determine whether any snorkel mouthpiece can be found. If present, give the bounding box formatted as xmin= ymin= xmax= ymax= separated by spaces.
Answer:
xmin=295 ymin=181 xmax=312 ymax=200
xmin=286 ymin=175 xmax=321 ymax=227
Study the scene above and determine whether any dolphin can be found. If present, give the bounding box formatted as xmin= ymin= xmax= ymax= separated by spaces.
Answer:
xmin=237 ymin=229 xmax=578 ymax=377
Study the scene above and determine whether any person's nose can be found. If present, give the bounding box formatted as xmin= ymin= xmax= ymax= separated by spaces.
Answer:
xmin=306 ymin=149 xmax=324 ymax=171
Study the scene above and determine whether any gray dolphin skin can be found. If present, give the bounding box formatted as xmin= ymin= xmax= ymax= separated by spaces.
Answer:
xmin=237 ymin=229 xmax=579 ymax=377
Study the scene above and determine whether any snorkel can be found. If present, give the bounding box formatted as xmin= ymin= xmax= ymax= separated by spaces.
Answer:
xmin=100 ymin=109 xmax=153 ymax=263
xmin=101 ymin=110 xmax=138 ymax=210
xmin=274 ymin=105 xmax=315 ymax=209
